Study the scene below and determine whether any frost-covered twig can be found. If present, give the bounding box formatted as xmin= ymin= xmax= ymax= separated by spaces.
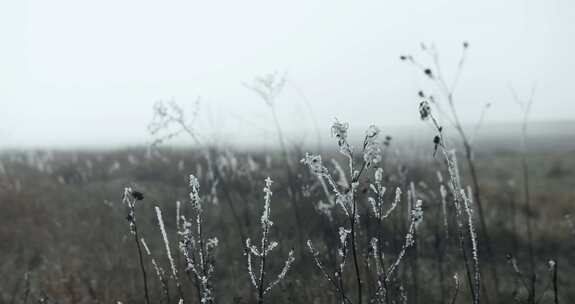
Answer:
xmin=303 ymin=121 xmax=387 ymax=304
xmin=307 ymin=239 xmax=352 ymax=304
xmin=245 ymin=177 xmax=295 ymax=304
xmin=155 ymin=206 xmax=185 ymax=301
xmin=385 ymin=200 xmax=423 ymax=281
xmin=462 ymin=188 xmax=480 ymax=304
xmin=368 ymin=168 xmax=402 ymax=223
xmin=148 ymin=99 xmax=202 ymax=151
xmin=179 ymin=174 xmax=217 ymax=304
xmin=449 ymin=274 xmax=461 ymax=304
xmin=550 ymin=260 xmax=559 ymax=304
xmin=141 ymin=238 xmax=170 ymax=303
xmin=417 ymin=103 xmax=480 ymax=304
xmin=367 ymin=168 xmax=404 ymax=304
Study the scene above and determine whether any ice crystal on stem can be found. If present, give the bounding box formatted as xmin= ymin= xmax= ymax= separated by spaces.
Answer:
xmin=245 ymin=177 xmax=295 ymax=304
xmin=155 ymin=205 xmax=183 ymax=302
xmin=332 ymin=119 xmax=353 ymax=158
xmin=178 ymin=174 xmax=217 ymax=304
xmin=386 ymin=199 xmax=424 ymax=280
xmin=362 ymin=125 xmax=382 ymax=167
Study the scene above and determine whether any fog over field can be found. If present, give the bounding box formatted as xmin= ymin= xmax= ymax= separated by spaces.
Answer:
xmin=1 ymin=0 xmax=574 ymax=148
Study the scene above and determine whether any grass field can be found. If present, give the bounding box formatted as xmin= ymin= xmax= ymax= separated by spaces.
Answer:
xmin=1 ymin=122 xmax=573 ymax=303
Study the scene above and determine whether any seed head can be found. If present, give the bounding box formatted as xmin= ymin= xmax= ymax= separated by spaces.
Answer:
xmin=433 ymin=135 xmax=441 ymax=145
xmin=505 ymin=253 xmax=513 ymax=261
xmin=132 ymin=191 xmax=144 ymax=201
xmin=419 ymin=101 xmax=431 ymax=120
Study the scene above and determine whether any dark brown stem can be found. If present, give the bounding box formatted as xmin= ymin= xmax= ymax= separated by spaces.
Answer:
xmin=257 ymin=225 xmax=269 ymax=304
xmin=22 ymin=273 xmax=31 ymax=304
xmin=553 ymin=261 xmax=559 ymax=304
xmin=377 ymin=198 xmax=392 ymax=304
xmin=350 ymin=194 xmax=363 ymax=304
xmin=133 ymin=224 xmax=151 ymax=304
xmin=449 ymin=276 xmax=461 ymax=304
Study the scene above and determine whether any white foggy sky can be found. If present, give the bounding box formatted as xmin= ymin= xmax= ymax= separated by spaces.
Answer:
xmin=0 ymin=0 xmax=573 ymax=148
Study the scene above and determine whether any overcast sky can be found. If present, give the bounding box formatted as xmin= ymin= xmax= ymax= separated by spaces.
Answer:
xmin=0 ymin=0 xmax=573 ymax=148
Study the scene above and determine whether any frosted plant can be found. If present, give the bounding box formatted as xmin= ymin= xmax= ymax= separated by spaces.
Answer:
xmin=362 ymin=125 xmax=383 ymax=167
xmin=155 ymin=207 xmax=177 ymax=279
xmin=337 ymin=226 xmax=351 ymax=280
xmin=122 ymin=188 xmax=151 ymax=304
xmin=366 ymin=192 xmax=424 ymax=304
xmin=176 ymin=201 xmax=181 ymax=231
xmin=179 ymin=174 xmax=218 ymax=304
xmin=307 ymin=238 xmax=352 ymax=304
xmin=148 ymin=98 xmax=202 ymax=153
xmin=368 ymin=168 xmax=402 ymax=222
xmin=155 ymin=206 xmax=185 ymax=300
xmin=141 ymin=238 xmax=170 ymax=303
xmin=301 ymin=153 xmax=328 ymax=176
xmin=418 ymin=103 xmax=481 ymax=304
xmin=331 ymin=119 xmax=353 ymax=159
xmin=332 ymin=158 xmax=350 ymax=189
xmin=302 ymin=153 xmax=346 ymax=220
xmin=367 ymin=168 xmax=404 ymax=303
xmin=369 ymin=238 xmax=387 ymax=303
xmin=548 ymin=259 xmax=559 ymax=304
xmin=302 ymin=153 xmax=348 ymax=217
xmin=462 ymin=187 xmax=480 ymax=301
xmin=307 ymin=162 xmax=336 ymax=219
xmin=302 ymin=121 xmax=389 ymax=304
xmin=449 ymin=273 xmax=461 ymax=304
xmin=385 ymin=200 xmax=424 ymax=281
xmin=245 ymin=177 xmax=295 ymax=304
xmin=403 ymin=43 xmax=498 ymax=294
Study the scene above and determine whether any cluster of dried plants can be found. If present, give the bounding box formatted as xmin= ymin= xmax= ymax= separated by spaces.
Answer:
xmin=3 ymin=43 xmax=569 ymax=304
